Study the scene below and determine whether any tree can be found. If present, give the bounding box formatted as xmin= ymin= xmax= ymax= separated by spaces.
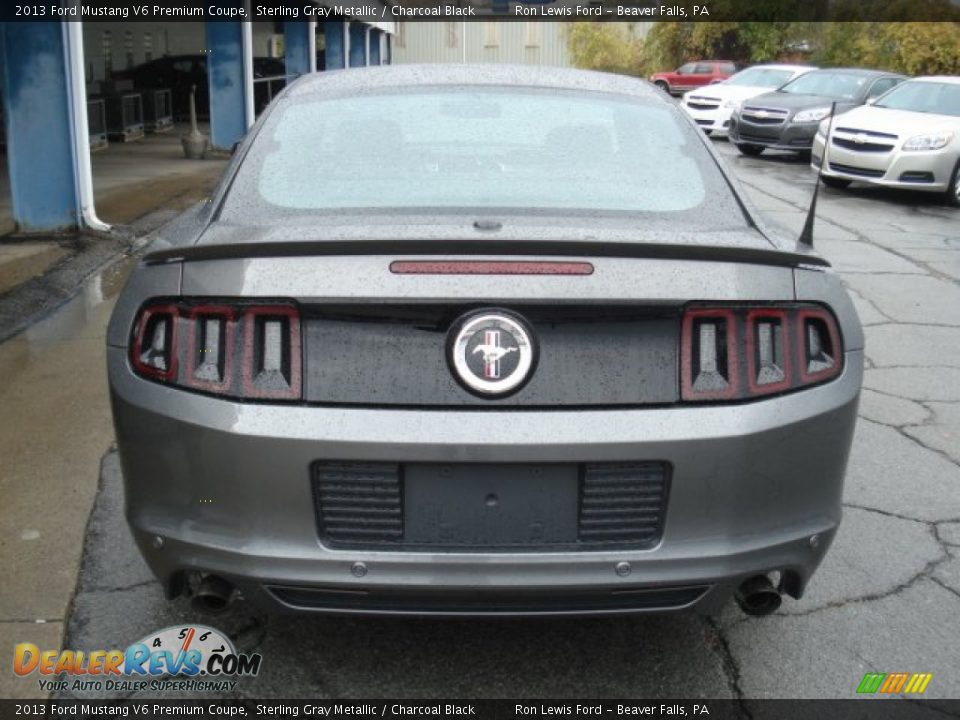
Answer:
xmin=567 ymin=23 xmax=645 ymax=76
xmin=811 ymin=22 xmax=960 ymax=75
xmin=875 ymin=22 xmax=960 ymax=74
xmin=738 ymin=22 xmax=815 ymax=62
xmin=567 ymin=20 xmax=960 ymax=78
xmin=639 ymin=22 xmax=689 ymax=73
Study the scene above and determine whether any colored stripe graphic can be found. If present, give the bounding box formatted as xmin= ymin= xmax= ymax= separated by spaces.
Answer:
xmin=857 ymin=672 xmax=932 ymax=694
xmin=880 ymin=673 xmax=909 ymax=693
xmin=906 ymin=674 xmax=933 ymax=694
xmin=857 ymin=673 xmax=885 ymax=694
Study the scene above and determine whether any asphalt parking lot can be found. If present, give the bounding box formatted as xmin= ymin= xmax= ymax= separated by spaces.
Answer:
xmin=14 ymin=138 xmax=960 ymax=704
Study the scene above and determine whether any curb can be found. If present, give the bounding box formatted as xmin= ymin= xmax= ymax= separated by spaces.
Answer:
xmin=0 ymin=205 xmax=191 ymax=345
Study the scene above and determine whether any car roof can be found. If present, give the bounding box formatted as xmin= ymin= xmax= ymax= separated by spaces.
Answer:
xmin=745 ymin=64 xmax=814 ymax=72
xmin=909 ymin=76 xmax=960 ymax=85
xmin=287 ymin=64 xmax=665 ymax=100
xmin=807 ymin=67 xmax=903 ymax=77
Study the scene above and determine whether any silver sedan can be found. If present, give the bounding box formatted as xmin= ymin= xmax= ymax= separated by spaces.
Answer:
xmin=812 ymin=76 xmax=960 ymax=206
xmin=108 ymin=65 xmax=862 ymax=618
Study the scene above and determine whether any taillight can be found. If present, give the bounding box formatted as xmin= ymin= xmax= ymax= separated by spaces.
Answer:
xmin=681 ymin=304 xmax=843 ymax=403
xmin=184 ymin=305 xmax=236 ymax=394
xmin=131 ymin=304 xmax=179 ymax=382
xmin=796 ymin=307 xmax=842 ymax=385
xmin=130 ymin=300 xmax=301 ymax=401
xmin=242 ymin=306 xmax=302 ymax=400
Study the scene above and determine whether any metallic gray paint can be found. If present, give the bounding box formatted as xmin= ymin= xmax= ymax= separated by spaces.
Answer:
xmin=110 ymin=348 xmax=860 ymax=614
xmin=108 ymin=65 xmax=863 ymax=615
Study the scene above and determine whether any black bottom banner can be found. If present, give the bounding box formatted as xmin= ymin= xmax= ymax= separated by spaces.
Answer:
xmin=2 ymin=700 xmax=959 ymax=720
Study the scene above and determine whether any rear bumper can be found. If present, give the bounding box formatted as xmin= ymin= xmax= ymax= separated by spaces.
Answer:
xmin=109 ymin=346 xmax=862 ymax=616
xmin=812 ymin=134 xmax=956 ymax=192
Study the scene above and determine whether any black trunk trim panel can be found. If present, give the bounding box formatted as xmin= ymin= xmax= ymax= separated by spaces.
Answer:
xmin=303 ymin=304 xmax=679 ymax=407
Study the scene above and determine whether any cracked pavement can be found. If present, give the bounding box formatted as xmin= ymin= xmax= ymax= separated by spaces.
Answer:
xmin=5 ymin=139 xmax=960 ymax=705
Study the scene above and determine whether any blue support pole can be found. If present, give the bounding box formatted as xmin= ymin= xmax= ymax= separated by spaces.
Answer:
xmin=323 ymin=21 xmax=345 ymax=71
xmin=205 ymin=16 xmax=251 ymax=151
xmin=0 ymin=22 xmax=79 ymax=232
xmin=369 ymin=29 xmax=381 ymax=65
xmin=284 ymin=21 xmax=312 ymax=77
xmin=349 ymin=22 xmax=367 ymax=67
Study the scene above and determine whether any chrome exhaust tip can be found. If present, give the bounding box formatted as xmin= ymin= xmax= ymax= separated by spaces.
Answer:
xmin=735 ymin=575 xmax=782 ymax=617
xmin=190 ymin=574 xmax=235 ymax=615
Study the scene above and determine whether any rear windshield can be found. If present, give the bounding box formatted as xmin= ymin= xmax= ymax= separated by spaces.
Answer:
xmin=874 ymin=81 xmax=960 ymax=116
xmin=221 ymin=86 xmax=747 ymax=226
xmin=779 ymin=72 xmax=869 ymax=99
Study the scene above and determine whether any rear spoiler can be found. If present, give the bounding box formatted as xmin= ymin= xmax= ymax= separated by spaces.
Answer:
xmin=144 ymin=239 xmax=830 ymax=269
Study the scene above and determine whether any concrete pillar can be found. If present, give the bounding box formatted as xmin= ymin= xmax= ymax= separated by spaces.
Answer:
xmin=284 ymin=21 xmax=315 ymax=77
xmin=205 ymin=14 xmax=253 ymax=151
xmin=324 ymin=21 xmax=346 ymax=70
xmin=349 ymin=22 xmax=367 ymax=67
xmin=0 ymin=22 xmax=79 ymax=232
xmin=369 ymin=28 xmax=382 ymax=65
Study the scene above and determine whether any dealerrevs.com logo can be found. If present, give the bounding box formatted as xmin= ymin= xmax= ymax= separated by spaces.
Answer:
xmin=13 ymin=625 xmax=262 ymax=693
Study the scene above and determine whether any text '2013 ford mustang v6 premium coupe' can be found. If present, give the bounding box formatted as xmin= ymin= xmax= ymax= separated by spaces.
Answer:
xmin=108 ymin=65 xmax=862 ymax=618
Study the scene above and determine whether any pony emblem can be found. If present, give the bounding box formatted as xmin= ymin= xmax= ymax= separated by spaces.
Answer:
xmin=473 ymin=331 xmax=519 ymax=379
xmin=449 ymin=312 xmax=536 ymax=397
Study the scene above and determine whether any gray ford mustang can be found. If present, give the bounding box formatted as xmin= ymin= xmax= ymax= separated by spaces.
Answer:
xmin=107 ymin=65 xmax=862 ymax=617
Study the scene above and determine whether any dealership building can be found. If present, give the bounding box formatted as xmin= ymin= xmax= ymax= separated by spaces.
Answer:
xmin=0 ymin=11 xmax=396 ymax=233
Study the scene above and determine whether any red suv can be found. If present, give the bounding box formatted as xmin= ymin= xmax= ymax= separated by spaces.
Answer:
xmin=650 ymin=61 xmax=738 ymax=96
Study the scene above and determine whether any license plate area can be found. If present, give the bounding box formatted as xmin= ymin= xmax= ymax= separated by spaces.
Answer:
xmin=312 ymin=461 xmax=669 ymax=552
xmin=404 ymin=464 xmax=578 ymax=549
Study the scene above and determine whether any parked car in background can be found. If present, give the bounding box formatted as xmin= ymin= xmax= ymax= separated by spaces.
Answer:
xmin=650 ymin=60 xmax=738 ymax=96
xmin=111 ymin=55 xmax=207 ymax=120
xmin=681 ymin=64 xmax=816 ymax=137
xmin=112 ymin=55 xmax=288 ymax=120
xmin=812 ymin=76 xmax=960 ymax=206
xmin=728 ymin=68 xmax=907 ymax=157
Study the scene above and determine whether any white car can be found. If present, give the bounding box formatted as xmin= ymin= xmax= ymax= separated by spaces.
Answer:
xmin=812 ymin=76 xmax=960 ymax=206
xmin=681 ymin=64 xmax=815 ymax=138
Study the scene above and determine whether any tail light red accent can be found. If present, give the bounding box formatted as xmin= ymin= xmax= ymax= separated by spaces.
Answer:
xmin=130 ymin=300 xmax=302 ymax=401
xmin=131 ymin=304 xmax=179 ymax=382
xmin=681 ymin=308 xmax=739 ymax=401
xmin=745 ymin=308 xmax=792 ymax=396
xmin=241 ymin=306 xmax=302 ymax=400
xmin=185 ymin=305 xmax=236 ymax=393
xmin=796 ymin=307 xmax=843 ymax=385
xmin=682 ymin=304 xmax=843 ymax=403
